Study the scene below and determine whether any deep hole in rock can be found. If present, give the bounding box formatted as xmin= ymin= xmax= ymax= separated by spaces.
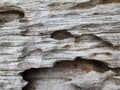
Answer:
xmin=22 ymin=57 xmax=110 ymax=90
xmin=50 ymin=30 xmax=73 ymax=40
xmin=0 ymin=5 xmax=25 ymax=25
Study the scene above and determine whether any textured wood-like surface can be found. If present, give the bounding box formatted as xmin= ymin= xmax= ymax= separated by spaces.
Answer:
xmin=0 ymin=0 xmax=120 ymax=90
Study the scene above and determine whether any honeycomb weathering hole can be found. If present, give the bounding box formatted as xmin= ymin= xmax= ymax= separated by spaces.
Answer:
xmin=50 ymin=30 xmax=73 ymax=40
xmin=75 ymin=34 xmax=102 ymax=42
xmin=22 ymin=58 xmax=110 ymax=90
xmin=0 ymin=5 xmax=25 ymax=24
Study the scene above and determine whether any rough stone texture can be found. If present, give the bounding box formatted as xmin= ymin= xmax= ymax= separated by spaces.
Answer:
xmin=0 ymin=0 xmax=120 ymax=90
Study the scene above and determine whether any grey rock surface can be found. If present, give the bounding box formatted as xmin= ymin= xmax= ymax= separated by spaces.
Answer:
xmin=0 ymin=0 xmax=120 ymax=90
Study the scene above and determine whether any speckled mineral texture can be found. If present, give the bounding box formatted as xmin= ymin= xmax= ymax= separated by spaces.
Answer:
xmin=0 ymin=0 xmax=120 ymax=90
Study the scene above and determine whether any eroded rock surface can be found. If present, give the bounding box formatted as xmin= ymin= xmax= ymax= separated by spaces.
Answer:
xmin=0 ymin=0 xmax=120 ymax=90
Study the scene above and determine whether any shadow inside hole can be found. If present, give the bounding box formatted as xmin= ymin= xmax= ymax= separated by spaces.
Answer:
xmin=0 ymin=5 xmax=25 ymax=26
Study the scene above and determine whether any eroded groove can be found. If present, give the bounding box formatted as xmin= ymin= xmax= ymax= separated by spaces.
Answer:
xmin=47 ymin=0 xmax=120 ymax=10
xmin=69 ymin=0 xmax=120 ymax=9
xmin=92 ymin=41 xmax=114 ymax=49
xmin=22 ymin=57 xmax=111 ymax=90
xmin=99 ymin=0 xmax=120 ymax=4
xmin=69 ymin=0 xmax=95 ymax=9
xmin=0 ymin=5 xmax=25 ymax=25
xmin=50 ymin=30 xmax=73 ymax=40
xmin=47 ymin=2 xmax=60 ymax=8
